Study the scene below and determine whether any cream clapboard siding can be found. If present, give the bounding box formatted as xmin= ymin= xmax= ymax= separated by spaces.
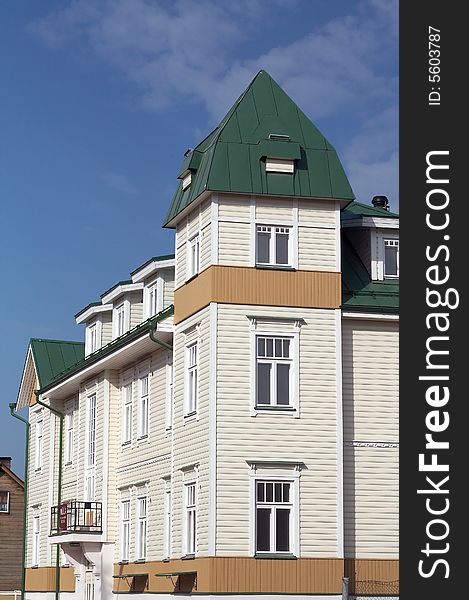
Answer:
xmin=101 ymin=313 xmax=113 ymax=346
xmin=107 ymin=369 xmax=120 ymax=546
xmin=345 ymin=230 xmax=372 ymax=275
xmin=216 ymin=304 xmax=339 ymax=557
xmin=114 ymin=347 xmax=172 ymax=562
xmin=175 ymin=200 xmax=211 ymax=287
xmin=217 ymin=194 xmax=338 ymax=271
xmin=342 ymin=319 xmax=399 ymax=558
xmin=26 ymin=405 xmax=53 ymax=567
xmin=172 ymin=306 xmax=211 ymax=556
xmin=129 ymin=292 xmax=143 ymax=329
xmin=163 ymin=271 xmax=175 ymax=309
xmin=62 ymin=396 xmax=79 ymax=502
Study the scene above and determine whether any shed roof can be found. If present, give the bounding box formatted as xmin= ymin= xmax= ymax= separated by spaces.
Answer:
xmin=30 ymin=338 xmax=85 ymax=389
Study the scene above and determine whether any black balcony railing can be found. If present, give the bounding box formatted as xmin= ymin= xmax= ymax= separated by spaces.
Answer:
xmin=50 ymin=501 xmax=102 ymax=535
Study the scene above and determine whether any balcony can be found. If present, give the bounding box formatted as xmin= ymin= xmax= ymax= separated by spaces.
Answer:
xmin=50 ymin=501 xmax=102 ymax=535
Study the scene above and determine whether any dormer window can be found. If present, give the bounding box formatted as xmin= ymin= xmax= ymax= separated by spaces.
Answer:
xmin=113 ymin=300 xmax=130 ymax=339
xmin=265 ymin=158 xmax=295 ymax=174
xmin=384 ymin=239 xmax=399 ymax=277
xmin=182 ymin=172 xmax=192 ymax=190
xmin=86 ymin=320 xmax=102 ymax=355
xmin=144 ymin=278 xmax=162 ymax=319
xmin=256 ymin=225 xmax=291 ymax=267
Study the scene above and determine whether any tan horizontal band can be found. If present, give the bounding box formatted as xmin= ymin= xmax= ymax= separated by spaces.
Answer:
xmin=24 ymin=566 xmax=75 ymax=592
xmin=174 ymin=265 xmax=341 ymax=324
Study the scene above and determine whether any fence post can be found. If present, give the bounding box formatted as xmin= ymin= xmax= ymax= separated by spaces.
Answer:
xmin=342 ymin=576 xmax=350 ymax=600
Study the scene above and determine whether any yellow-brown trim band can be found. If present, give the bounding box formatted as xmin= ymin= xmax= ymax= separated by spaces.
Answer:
xmin=174 ymin=265 xmax=341 ymax=324
xmin=24 ymin=567 xmax=75 ymax=593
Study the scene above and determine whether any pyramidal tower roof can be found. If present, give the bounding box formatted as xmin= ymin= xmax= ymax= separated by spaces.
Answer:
xmin=163 ymin=70 xmax=354 ymax=227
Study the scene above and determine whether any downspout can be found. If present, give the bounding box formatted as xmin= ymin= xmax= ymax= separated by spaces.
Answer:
xmin=34 ymin=391 xmax=64 ymax=600
xmin=149 ymin=319 xmax=173 ymax=351
xmin=9 ymin=403 xmax=30 ymax=600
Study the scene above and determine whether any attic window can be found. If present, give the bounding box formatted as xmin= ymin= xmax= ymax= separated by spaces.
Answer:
xmin=265 ymin=158 xmax=295 ymax=174
xmin=268 ymin=134 xmax=291 ymax=142
xmin=182 ymin=172 xmax=192 ymax=190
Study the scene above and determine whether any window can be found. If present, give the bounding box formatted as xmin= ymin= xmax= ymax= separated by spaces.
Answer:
xmin=121 ymin=500 xmax=130 ymax=562
xmin=65 ymin=410 xmax=74 ymax=464
xmin=113 ymin=302 xmax=130 ymax=338
xmin=122 ymin=383 xmax=133 ymax=444
xmin=186 ymin=343 xmax=198 ymax=415
xmin=256 ymin=336 xmax=292 ymax=407
xmin=256 ymin=225 xmax=291 ymax=266
xmin=182 ymin=172 xmax=192 ymax=190
xmin=164 ymin=487 xmax=171 ymax=558
xmin=384 ymin=239 xmax=399 ymax=277
xmin=136 ymin=497 xmax=147 ymax=560
xmin=188 ymin=235 xmax=200 ymax=278
xmin=87 ymin=395 xmax=97 ymax=468
xmin=145 ymin=279 xmax=160 ymax=319
xmin=138 ymin=376 xmax=149 ymax=439
xmin=88 ymin=322 xmax=99 ymax=354
xmin=32 ymin=515 xmax=40 ymax=566
xmin=166 ymin=361 xmax=173 ymax=430
xmin=35 ymin=414 xmax=43 ymax=471
xmin=0 ymin=491 xmax=10 ymax=513
xmin=183 ymin=482 xmax=196 ymax=556
xmin=255 ymin=481 xmax=293 ymax=554
xmin=265 ymin=158 xmax=295 ymax=173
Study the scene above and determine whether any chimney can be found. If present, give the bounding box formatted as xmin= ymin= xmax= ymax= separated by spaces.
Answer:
xmin=371 ymin=195 xmax=389 ymax=211
xmin=0 ymin=457 xmax=12 ymax=470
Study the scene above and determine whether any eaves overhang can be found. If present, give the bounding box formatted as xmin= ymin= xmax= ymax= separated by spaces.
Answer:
xmin=100 ymin=282 xmax=143 ymax=305
xmin=131 ymin=257 xmax=175 ymax=284
xmin=75 ymin=304 xmax=113 ymax=324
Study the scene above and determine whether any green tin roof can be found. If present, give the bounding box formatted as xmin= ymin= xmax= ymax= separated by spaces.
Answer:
xmin=38 ymin=305 xmax=174 ymax=394
xmin=30 ymin=339 xmax=85 ymax=389
xmin=342 ymin=201 xmax=399 ymax=220
xmin=164 ymin=70 xmax=354 ymax=227
xmin=341 ymin=236 xmax=399 ymax=313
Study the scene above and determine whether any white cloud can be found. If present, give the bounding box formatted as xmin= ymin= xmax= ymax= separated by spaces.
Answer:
xmin=29 ymin=0 xmax=398 ymax=205
xmin=102 ymin=172 xmax=138 ymax=195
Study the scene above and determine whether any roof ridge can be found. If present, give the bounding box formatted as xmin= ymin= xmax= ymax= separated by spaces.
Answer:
xmin=30 ymin=338 xmax=84 ymax=345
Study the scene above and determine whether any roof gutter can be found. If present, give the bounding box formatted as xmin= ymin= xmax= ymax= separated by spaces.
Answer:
xmin=149 ymin=319 xmax=173 ymax=351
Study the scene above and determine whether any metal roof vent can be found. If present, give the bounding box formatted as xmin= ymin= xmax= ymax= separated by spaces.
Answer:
xmin=371 ymin=195 xmax=390 ymax=211
xmin=268 ymin=133 xmax=291 ymax=142
xmin=184 ymin=148 xmax=193 ymax=157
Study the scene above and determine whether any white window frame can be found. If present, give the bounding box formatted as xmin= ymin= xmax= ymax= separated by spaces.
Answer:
xmin=0 ymin=490 xmax=10 ymax=513
xmin=144 ymin=276 xmax=163 ymax=319
xmin=165 ymin=359 xmax=173 ymax=430
xmin=371 ymin=232 xmax=399 ymax=281
xmin=250 ymin=327 xmax=300 ymax=415
xmin=249 ymin=468 xmax=300 ymax=558
xmin=136 ymin=496 xmax=148 ymax=561
xmin=187 ymin=234 xmax=200 ymax=279
xmin=32 ymin=515 xmax=40 ymax=566
xmin=265 ymin=157 xmax=295 ymax=173
xmin=35 ymin=412 xmax=43 ymax=471
xmin=122 ymin=382 xmax=133 ymax=445
xmin=183 ymin=481 xmax=197 ymax=556
xmin=256 ymin=224 xmax=293 ymax=268
xmin=113 ymin=299 xmax=130 ymax=339
xmin=120 ymin=500 xmax=130 ymax=562
xmin=65 ymin=408 xmax=74 ymax=465
xmin=84 ymin=393 xmax=97 ymax=502
xmin=138 ymin=375 xmax=149 ymax=439
xmin=164 ymin=485 xmax=172 ymax=559
xmin=86 ymin=318 xmax=102 ymax=355
xmin=185 ymin=342 xmax=198 ymax=416
xmin=384 ymin=238 xmax=399 ymax=278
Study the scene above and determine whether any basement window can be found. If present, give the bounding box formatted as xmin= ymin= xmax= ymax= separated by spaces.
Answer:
xmin=265 ymin=158 xmax=295 ymax=174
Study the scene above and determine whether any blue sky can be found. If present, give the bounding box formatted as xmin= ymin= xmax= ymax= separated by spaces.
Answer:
xmin=0 ymin=0 xmax=397 ymax=476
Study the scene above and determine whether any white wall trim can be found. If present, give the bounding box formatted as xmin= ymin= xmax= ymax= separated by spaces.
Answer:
xmin=102 ymin=372 xmax=110 ymax=539
xmin=208 ymin=302 xmax=217 ymax=556
xmin=211 ymin=193 xmax=219 ymax=264
xmin=249 ymin=196 xmax=256 ymax=266
xmin=342 ymin=311 xmax=399 ymax=321
xmin=101 ymin=282 xmax=143 ymax=305
xmin=335 ymin=200 xmax=341 ymax=272
xmin=335 ymin=309 xmax=344 ymax=559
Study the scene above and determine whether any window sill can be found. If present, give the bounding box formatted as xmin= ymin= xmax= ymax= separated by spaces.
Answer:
xmin=64 ymin=461 xmax=72 ymax=467
xmin=162 ymin=557 xmax=170 ymax=563
xmin=118 ymin=561 xmax=129 ymax=565
xmin=121 ymin=441 xmax=131 ymax=448
xmin=35 ymin=468 xmax=42 ymax=473
xmin=134 ymin=559 xmax=146 ymax=564
xmin=255 ymin=405 xmax=296 ymax=412
xmin=185 ymin=273 xmax=199 ymax=285
xmin=137 ymin=435 xmax=149 ymax=442
xmin=181 ymin=554 xmax=195 ymax=560
xmin=255 ymin=553 xmax=297 ymax=560
xmin=255 ymin=264 xmax=296 ymax=271
xmin=184 ymin=411 xmax=197 ymax=421
xmin=31 ymin=565 xmax=39 ymax=569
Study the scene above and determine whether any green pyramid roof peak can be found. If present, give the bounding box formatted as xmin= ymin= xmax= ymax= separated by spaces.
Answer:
xmin=163 ymin=70 xmax=354 ymax=227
